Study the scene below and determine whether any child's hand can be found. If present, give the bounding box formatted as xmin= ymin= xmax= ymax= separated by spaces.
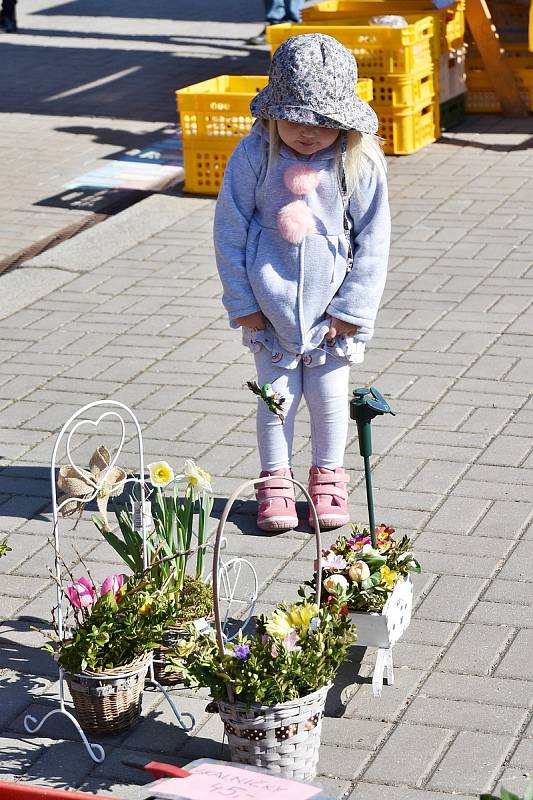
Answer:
xmin=327 ymin=316 xmax=359 ymax=339
xmin=234 ymin=311 xmax=266 ymax=331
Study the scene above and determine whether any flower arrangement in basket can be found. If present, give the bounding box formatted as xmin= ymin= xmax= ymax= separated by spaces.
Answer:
xmin=44 ymin=571 xmax=174 ymax=734
xmin=308 ymin=523 xmax=421 ymax=614
xmin=90 ymin=456 xmax=215 ymax=684
xmin=0 ymin=536 xmax=10 ymax=558
xmin=163 ymin=473 xmax=356 ymax=782
xmin=168 ymin=597 xmax=355 ymax=781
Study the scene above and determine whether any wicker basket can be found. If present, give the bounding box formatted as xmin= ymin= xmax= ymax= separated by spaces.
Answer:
xmin=65 ymin=652 xmax=151 ymax=734
xmin=218 ymin=684 xmax=331 ymax=781
xmin=212 ymin=476 xmax=328 ymax=781
xmin=153 ymin=617 xmax=212 ymax=686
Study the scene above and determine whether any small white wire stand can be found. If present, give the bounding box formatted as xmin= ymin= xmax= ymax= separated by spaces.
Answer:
xmin=23 ymin=399 xmax=258 ymax=762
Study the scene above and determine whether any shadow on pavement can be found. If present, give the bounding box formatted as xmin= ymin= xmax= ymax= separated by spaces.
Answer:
xmin=34 ymin=0 xmax=265 ymax=24
xmin=0 ymin=42 xmax=269 ymax=122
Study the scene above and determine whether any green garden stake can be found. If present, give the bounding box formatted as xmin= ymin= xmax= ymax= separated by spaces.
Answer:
xmin=350 ymin=386 xmax=395 ymax=548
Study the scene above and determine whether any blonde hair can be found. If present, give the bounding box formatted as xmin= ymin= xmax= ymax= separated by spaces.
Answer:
xmin=266 ymin=120 xmax=386 ymax=200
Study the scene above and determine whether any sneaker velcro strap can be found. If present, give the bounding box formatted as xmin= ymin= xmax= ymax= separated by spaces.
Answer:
xmin=310 ymin=472 xmax=349 ymax=485
xmin=310 ymin=486 xmax=348 ymax=500
xmin=257 ymin=487 xmax=295 ymax=499
xmin=257 ymin=477 xmax=294 ymax=490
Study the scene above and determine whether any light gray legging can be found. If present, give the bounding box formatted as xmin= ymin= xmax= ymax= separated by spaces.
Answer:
xmin=254 ymin=346 xmax=351 ymax=472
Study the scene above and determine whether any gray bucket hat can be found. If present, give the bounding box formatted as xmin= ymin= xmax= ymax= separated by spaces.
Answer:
xmin=250 ymin=33 xmax=378 ymax=134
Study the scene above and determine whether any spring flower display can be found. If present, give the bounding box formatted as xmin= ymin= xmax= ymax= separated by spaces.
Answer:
xmin=305 ymin=524 xmax=420 ymax=613
xmin=46 ymin=574 xmax=174 ymax=673
xmin=168 ymin=598 xmax=356 ymax=706
xmin=92 ymin=457 xmax=214 ymax=622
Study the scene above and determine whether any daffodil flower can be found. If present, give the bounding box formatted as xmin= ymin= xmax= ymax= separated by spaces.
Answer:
xmin=147 ymin=461 xmax=175 ymax=488
xmin=183 ymin=459 xmax=213 ymax=494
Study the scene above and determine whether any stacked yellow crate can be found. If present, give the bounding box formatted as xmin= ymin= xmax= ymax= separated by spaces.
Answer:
xmin=300 ymin=0 xmax=467 ymax=131
xmin=267 ymin=14 xmax=440 ymax=154
xmin=176 ymin=75 xmax=373 ymax=195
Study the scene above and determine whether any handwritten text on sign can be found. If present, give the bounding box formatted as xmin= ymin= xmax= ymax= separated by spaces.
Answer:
xmin=154 ymin=762 xmax=322 ymax=800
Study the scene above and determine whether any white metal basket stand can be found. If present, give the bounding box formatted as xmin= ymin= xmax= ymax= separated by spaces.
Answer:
xmin=23 ymin=400 xmax=258 ymax=762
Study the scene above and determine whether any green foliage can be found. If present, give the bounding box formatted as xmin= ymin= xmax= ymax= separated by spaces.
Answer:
xmin=0 ymin=537 xmax=11 ymax=558
xmin=481 ymin=780 xmax=533 ymax=800
xmin=168 ymin=598 xmax=356 ymax=706
xmin=46 ymin=576 xmax=175 ymax=673
xmin=303 ymin=523 xmax=420 ymax=613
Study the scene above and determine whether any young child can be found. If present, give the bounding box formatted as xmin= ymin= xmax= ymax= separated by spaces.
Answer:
xmin=214 ymin=33 xmax=391 ymax=532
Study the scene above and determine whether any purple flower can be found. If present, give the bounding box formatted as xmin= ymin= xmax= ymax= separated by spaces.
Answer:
xmin=347 ymin=534 xmax=371 ymax=550
xmin=234 ymin=643 xmax=250 ymax=660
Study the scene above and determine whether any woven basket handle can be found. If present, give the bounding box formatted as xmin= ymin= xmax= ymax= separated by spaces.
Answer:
xmin=212 ymin=476 xmax=323 ymax=657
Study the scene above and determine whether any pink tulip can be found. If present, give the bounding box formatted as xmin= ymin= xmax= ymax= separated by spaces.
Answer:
xmin=66 ymin=577 xmax=95 ymax=609
xmin=100 ymin=573 xmax=125 ymax=597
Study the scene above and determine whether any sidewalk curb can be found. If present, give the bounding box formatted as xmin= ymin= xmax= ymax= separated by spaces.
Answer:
xmin=22 ymin=192 xmax=212 ymax=273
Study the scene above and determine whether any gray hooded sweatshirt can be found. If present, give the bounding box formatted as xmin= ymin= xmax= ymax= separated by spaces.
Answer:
xmin=213 ymin=123 xmax=390 ymax=368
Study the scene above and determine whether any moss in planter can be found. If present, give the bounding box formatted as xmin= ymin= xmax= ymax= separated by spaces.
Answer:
xmin=170 ymin=576 xmax=213 ymax=623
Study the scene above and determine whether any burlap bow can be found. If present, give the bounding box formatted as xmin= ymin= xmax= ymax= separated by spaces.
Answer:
xmin=57 ymin=446 xmax=127 ymax=530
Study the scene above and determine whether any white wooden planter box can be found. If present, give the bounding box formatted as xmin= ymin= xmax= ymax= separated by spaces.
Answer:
xmin=349 ymin=575 xmax=413 ymax=696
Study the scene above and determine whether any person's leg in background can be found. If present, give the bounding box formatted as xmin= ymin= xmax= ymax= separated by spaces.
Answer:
xmin=283 ymin=0 xmax=302 ymax=23
xmin=247 ymin=0 xmax=286 ymax=45
xmin=303 ymin=357 xmax=351 ymax=528
xmin=253 ymin=346 xmax=303 ymax=530
xmin=1 ymin=0 xmax=17 ymax=32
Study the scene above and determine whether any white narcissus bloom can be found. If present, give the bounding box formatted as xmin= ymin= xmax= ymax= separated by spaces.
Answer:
xmin=183 ymin=459 xmax=213 ymax=493
xmin=323 ymin=574 xmax=349 ymax=594
xmin=147 ymin=461 xmax=175 ymax=487
xmin=348 ymin=560 xmax=370 ymax=583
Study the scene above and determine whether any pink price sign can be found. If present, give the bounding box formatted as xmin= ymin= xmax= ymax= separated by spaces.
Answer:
xmin=153 ymin=763 xmax=322 ymax=800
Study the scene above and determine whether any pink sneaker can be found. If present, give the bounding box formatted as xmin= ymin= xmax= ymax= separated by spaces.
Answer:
xmin=256 ymin=469 xmax=298 ymax=532
xmin=308 ymin=466 xmax=350 ymax=530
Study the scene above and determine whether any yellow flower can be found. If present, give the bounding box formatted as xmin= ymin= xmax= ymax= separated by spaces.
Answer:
xmin=288 ymin=602 xmax=319 ymax=635
xmin=138 ymin=597 xmax=154 ymax=615
xmin=147 ymin=461 xmax=175 ymax=488
xmin=380 ymin=565 xmax=398 ymax=590
xmin=265 ymin=609 xmax=295 ymax=639
xmin=183 ymin=459 xmax=212 ymax=494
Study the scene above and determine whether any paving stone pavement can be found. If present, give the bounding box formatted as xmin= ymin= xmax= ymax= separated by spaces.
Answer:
xmin=1 ymin=114 xmax=532 ymax=798
xmin=2 ymin=7 xmax=533 ymax=796
xmin=0 ymin=0 xmax=269 ymax=261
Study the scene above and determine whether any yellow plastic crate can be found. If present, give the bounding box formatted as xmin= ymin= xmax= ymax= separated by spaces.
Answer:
xmin=177 ymin=75 xmax=373 ymax=140
xmin=371 ymin=67 xmax=436 ymax=107
xmin=301 ymin=0 xmax=464 ymax=52
xmin=466 ymin=67 xmax=533 ymax=112
xmin=267 ymin=17 xmax=436 ymax=75
xmin=182 ymin=139 xmax=235 ymax=195
xmin=375 ymin=98 xmax=440 ymax=154
xmin=178 ymin=76 xmax=374 ymax=194
xmin=177 ymin=76 xmax=268 ymax=139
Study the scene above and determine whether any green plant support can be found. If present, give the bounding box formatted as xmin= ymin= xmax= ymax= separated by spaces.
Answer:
xmin=350 ymin=386 xmax=395 ymax=548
